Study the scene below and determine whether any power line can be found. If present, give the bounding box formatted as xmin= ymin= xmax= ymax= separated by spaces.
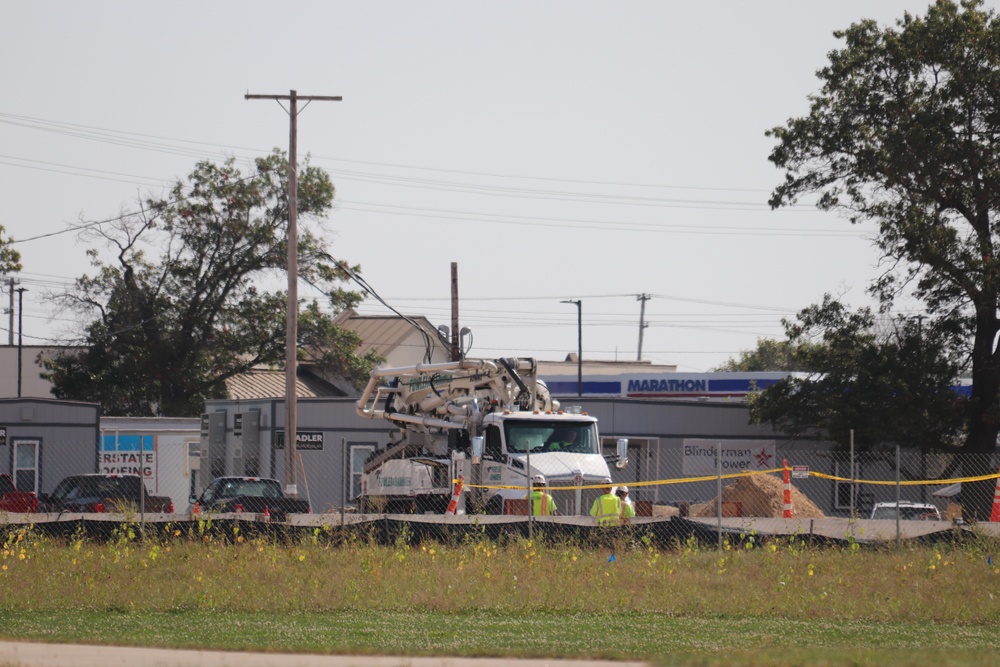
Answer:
xmin=0 ymin=111 xmax=775 ymax=193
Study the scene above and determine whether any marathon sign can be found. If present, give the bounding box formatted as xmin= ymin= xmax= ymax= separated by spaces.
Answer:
xmin=542 ymin=372 xmax=789 ymax=399
xmin=628 ymin=378 xmax=707 ymax=395
xmin=681 ymin=439 xmax=776 ymax=476
xmin=274 ymin=431 xmax=325 ymax=451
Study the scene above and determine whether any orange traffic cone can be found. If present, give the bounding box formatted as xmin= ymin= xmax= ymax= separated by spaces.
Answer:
xmin=989 ymin=468 xmax=1000 ymax=523
xmin=263 ymin=506 xmax=271 ymax=523
xmin=782 ymin=459 xmax=794 ymax=519
xmin=192 ymin=501 xmax=200 ymax=516
xmin=445 ymin=476 xmax=465 ymax=515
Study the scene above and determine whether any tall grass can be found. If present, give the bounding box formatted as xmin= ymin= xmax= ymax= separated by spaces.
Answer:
xmin=2 ymin=522 xmax=999 ymax=625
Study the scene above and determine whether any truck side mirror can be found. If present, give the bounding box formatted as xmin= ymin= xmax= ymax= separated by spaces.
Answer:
xmin=616 ymin=438 xmax=629 ymax=469
xmin=471 ymin=436 xmax=484 ymax=464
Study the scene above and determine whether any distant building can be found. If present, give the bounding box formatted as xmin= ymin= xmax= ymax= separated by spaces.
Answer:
xmin=332 ymin=309 xmax=453 ymax=367
xmin=0 ymin=345 xmax=80 ymax=399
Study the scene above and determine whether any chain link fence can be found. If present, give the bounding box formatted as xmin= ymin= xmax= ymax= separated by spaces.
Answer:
xmin=4 ymin=429 xmax=1000 ymax=546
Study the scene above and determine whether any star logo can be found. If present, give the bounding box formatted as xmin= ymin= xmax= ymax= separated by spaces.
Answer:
xmin=754 ymin=448 xmax=773 ymax=468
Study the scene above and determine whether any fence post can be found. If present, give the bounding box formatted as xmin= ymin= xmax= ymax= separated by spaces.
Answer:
xmin=341 ymin=437 xmax=347 ymax=533
xmin=849 ymin=429 xmax=855 ymax=520
xmin=896 ymin=442 xmax=901 ymax=549
xmin=716 ymin=442 xmax=722 ymax=550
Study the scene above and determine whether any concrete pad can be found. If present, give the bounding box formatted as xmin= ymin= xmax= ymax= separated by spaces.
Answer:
xmin=0 ymin=642 xmax=650 ymax=667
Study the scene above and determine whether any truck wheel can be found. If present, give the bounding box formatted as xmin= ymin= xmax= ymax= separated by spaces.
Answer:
xmin=485 ymin=495 xmax=503 ymax=516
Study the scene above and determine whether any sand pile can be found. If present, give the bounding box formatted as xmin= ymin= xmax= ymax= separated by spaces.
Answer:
xmin=693 ymin=473 xmax=825 ymax=518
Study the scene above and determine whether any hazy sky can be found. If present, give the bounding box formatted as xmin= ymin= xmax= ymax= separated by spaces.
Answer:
xmin=1 ymin=1 xmax=981 ymax=372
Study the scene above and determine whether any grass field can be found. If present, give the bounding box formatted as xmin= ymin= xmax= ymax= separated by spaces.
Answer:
xmin=2 ymin=522 xmax=999 ymax=666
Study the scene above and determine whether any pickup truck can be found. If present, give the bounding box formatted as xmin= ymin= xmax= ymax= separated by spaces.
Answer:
xmin=870 ymin=501 xmax=942 ymax=521
xmin=190 ymin=477 xmax=311 ymax=520
xmin=0 ymin=474 xmax=38 ymax=513
xmin=39 ymin=474 xmax=174 ymax=514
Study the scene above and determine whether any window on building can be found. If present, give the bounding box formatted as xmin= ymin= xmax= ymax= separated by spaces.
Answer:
xmin=350 ymin=443 xmax=376 ymax=500
xmin=13 ymin=439 xmax=39 ymax=493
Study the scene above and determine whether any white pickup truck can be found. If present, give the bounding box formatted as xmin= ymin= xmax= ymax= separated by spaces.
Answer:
xmin=870 ymin=501 xmax=942 ymax=521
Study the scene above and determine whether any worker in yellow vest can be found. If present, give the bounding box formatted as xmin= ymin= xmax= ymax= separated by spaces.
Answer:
xmin=590 ymin=477 xmax=622 ymax=526
xmin=527 ymin=474 xmax=557 ymax=516
xmin=617 ymin=485 xmax=636 ymax=524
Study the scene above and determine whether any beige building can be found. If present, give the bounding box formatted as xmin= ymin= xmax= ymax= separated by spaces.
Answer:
xmin=0 ymin=346 xmax=75 ymax=399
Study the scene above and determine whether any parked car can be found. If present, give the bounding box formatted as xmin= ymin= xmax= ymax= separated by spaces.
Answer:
xmin=870 ymin=501 xmax=942 ymax=521
xmin=0 ymin=473 xmax=38 ymax=513
xmin=39 ymin=474 xmax=174 ymax=513
xmin=190 ymin=476 xmax=311 ymax=520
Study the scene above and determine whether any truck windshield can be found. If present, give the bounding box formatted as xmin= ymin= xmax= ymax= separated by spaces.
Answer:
xmin=504 ymin=421 xmax=599 ymax=455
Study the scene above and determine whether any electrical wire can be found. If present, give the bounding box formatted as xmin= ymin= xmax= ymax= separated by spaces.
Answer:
xmin=317 ymin=254 xmax=439 ymax=363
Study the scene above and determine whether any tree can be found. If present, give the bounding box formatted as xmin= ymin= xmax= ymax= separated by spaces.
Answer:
xmin=767 ymin=0 xmax=1000 ymax=517
xmin=746 ymin=296 xmax=966 ymax=451
xmin=44 ymin=151 xmax=380 ymax=416
xmin=0 ymin=226 xmax=21 ymax=277
xmin=714 ymin=338 xmax=821 ymax=372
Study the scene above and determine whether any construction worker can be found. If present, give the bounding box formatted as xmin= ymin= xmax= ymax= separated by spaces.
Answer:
xmin=590 ymin=477 xmax=622 ymax=526
xmin=526 ymin=474 xmax=557 ymax=516
xmin=617 ymin=485 xmax=636 ymax=523
xmin=544 ymin=428 xmax=578 ymax=452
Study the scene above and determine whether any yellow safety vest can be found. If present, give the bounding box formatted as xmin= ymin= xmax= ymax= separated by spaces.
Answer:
xmin=527 ymin=490 xmax=556 ymax=516
xmin=621 ymin=500 xmax=636 ymax=520
xmin=590 ymin=493 xmax=622 ymax=526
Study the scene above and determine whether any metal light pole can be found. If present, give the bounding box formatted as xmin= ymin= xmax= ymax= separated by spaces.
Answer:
xmin=561 ymin=299 xmax=582 ymax=397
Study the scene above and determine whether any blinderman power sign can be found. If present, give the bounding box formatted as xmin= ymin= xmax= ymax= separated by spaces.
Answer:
xmin=681 ymin=439 xmax=776 ymax=476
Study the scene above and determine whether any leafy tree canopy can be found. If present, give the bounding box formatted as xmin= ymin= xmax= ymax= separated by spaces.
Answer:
xmin=714 ymin=338 xmax=823 ymax=372
xmin=44 ymin=151 xmax=381 ymax=416
xmin=0 ymin=225 xmax=21 ymax=276
xmin=745 ymin=295 xmax=966 ymax=451
xmin=767 ymin=0 xmax=1000 ymax=458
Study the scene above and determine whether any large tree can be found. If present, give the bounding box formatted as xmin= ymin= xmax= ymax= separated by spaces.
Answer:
xmin=44 ymin=151 xmax=380 ymax=416
xmin=745 ymin=296 xmax=966 ymax=451
xmin=714 ymin=338 xmax=822 ymax=372
xmin=767 ymin=0 xmax=1000 ymax=517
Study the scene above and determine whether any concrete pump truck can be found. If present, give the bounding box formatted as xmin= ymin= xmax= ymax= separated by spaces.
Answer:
xmin=355 ymin=357 xmax=628 ymax=515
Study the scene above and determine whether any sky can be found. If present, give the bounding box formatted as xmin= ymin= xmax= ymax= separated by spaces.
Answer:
xmin=1 ymin=1 xmax=986 ymax=373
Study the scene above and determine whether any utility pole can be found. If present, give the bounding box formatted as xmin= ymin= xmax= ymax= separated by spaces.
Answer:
xmin=561 ymin=299 xmax=582 ymax=397
xmin=636 ymin=293 xmax=651 ymax=361
xmin=245 ymin=89 xmax=342 ymax=498
xmin=7 ymin=278 xmax=15 ymax=346
xmin=16 ymin=287 xmax=25 ymax=398
xmin=450 ymin=263 xmax=461 ymax=361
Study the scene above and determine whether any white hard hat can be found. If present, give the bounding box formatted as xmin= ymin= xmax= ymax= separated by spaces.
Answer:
xmin=619 ymin=485 xmax=629 ymax=494
xmin=531 ymin=474 xmax=546 ymax=485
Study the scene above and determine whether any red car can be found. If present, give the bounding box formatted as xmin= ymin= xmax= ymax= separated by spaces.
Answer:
xmin=0 ymin=473 xmax=39 ymax=513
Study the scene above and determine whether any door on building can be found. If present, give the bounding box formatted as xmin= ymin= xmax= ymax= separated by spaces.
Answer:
xmin=12 ymin=438 xmax=40 ymax=493
xmin=349 ymin=443 xmax=376 ymax=501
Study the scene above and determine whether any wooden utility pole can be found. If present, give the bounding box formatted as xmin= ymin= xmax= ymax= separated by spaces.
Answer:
xmin=245 ymin=89 xmax=342 ymax=498
xmin=636 ymin=293 xmax=650 ymax=361
xmin=450 ymin=263 xmax=461 ymax=361
xmin=16 ymin=287 xmax=25 ymax=398
xmin=7 ymin=278 xmax=15 ymax=346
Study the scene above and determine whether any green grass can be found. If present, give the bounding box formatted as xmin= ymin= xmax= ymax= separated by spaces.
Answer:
xmin=2 ymin=523 xmax=1000 ymax=665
